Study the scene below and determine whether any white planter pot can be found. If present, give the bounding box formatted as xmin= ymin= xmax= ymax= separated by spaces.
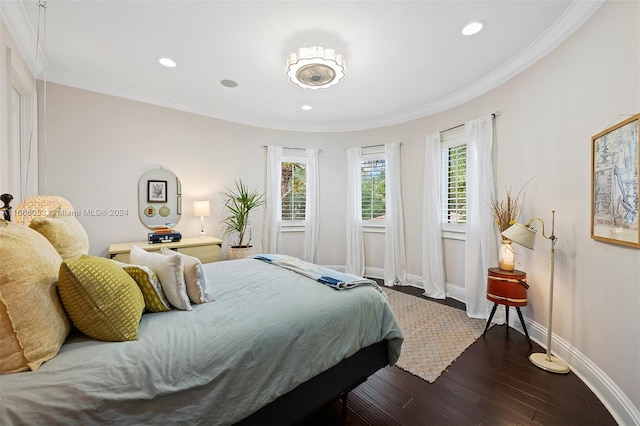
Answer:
xmin=228 ymin=246 xmax=253 ymax=260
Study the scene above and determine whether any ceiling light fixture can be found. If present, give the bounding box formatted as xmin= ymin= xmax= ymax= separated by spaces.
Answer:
xmin=158 ymin=57 xmax=177 ymax=68
xmin=462 ymin=21 xmax=485 ymax=36
xmin=301 ymin=105 xmax=313 ymax=111
xmin=286 ymin=46 xmax=345 ymax=90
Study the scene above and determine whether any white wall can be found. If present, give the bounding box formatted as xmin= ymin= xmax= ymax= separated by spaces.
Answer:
xmin=35 ymin=1 xmax=638 ymax=422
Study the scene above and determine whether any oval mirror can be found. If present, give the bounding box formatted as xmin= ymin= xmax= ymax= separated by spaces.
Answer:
xmin=138 ymin=167 xmax=182 ymax=230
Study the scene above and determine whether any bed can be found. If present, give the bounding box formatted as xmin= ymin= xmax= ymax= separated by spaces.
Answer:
xmin=0 ymin=252 xmax=403 ymax=425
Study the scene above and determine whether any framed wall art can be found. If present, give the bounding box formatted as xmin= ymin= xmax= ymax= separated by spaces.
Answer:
xmin=147 ymin=180 xmax=168 ymax=203
xmin=591 ymin=113 xmax=639 ymax=248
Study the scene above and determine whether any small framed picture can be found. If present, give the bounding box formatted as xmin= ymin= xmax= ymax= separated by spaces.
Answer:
xmin=591 ymin=113 xmax=639 ymax=248
xmin=148 ymin=180 xmax=167 ymax=203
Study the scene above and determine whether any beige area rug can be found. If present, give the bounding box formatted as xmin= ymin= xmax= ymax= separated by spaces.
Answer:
xmin=386 ymin=289 xmax=487 ymax=383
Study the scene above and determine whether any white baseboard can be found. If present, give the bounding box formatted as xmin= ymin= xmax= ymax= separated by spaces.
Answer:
xmin=325 ymin=264 xmax=638 ymax=425
xmin=513 ymin=318 xmax=639 ymax=426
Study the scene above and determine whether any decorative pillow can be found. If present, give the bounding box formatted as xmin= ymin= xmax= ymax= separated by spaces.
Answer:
xmin=0 ymin=220 xmax=70 ymax=373
xmin=122 ymin=264 xmax=171 ymax=312
xmin=29 ymin=215 xmax=89 ymax=261
xmin=58 ymin=255 xmax=145 ymax=341
xmin=160 ymin=247 xmax=213 ymax=304
xmin=129 ymin=245 xmax=191 ymax=311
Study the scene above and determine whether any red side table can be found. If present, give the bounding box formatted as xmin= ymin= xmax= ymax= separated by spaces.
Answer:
xmin=483 ymin=267 xmax=532 ymax=347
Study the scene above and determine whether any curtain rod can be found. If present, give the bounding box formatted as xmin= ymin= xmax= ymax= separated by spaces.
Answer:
xmin=350 ymin=142 xmax=404 ymax=150
xmin=262 ymin=146 xmax=322 ymax=152
xmin=440 ymin=111 xmax=500 ymax=134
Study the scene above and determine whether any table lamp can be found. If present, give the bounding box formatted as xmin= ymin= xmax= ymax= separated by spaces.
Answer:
xmin=194 ymin=200 xmax=210 ymax=239
xmin=501 ymin=210 xmax=570 ymax=374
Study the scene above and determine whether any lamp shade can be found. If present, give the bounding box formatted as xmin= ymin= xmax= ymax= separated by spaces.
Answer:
xmin=193 ymin=201 xmax=210 ymax=217
xmin=501 ymin=222 xmax=536 ymax=250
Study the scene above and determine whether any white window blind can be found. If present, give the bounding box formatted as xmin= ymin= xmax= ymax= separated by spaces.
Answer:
xmin=441 ymin=126 xmax=466 ymax=224
xmin=361 ymin=148 xmax=386 ymax=222
xmin=281 ymin=160 xmax=307 ymax=221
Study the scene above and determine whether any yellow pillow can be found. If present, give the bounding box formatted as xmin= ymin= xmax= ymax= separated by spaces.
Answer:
xmin=58 ymin=255 xmax=144 ymax=341
xmin=0 ymin=220 xmax=70 ymax=373
xmin=30 ymin=216 xmax=89 ymax=261
xmin=122 ymin=265 xmax=171 ymax=312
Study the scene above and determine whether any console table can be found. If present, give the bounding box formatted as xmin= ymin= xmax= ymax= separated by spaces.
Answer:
xmin=108 ymin=237 xmax=223 ymax=264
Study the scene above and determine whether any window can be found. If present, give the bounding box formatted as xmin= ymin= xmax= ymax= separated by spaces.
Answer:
xmin=280 ymin=160 xmax=306 ymax=222
xmin=361 ymin=149 xmax=386 ymax=224
xmin=441 ymin=126 xmax=466 ymax=225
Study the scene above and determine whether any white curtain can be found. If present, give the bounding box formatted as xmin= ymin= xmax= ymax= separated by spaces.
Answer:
xmin=345 ymin=147 xmax=365 ymax=276
xmin=264 ymin=146 xmax=282 ymax=253
xmin=384 ymin=142 xmax=407 ymax=286
xmin=422 ymin=132 xmax=446 ymax=299
xmin=303 ymin=148 xmax=319 ymax=263
xmin=464 ymin=115 xmax=497 ymax=318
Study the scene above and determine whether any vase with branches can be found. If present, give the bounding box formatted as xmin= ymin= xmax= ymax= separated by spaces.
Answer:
xmin=491 ymin=187 xmax=523 ymax=233
xmin=491 ymin=186 xmax=525 ymax=271
xmin=220 ymin=179 xmax=266 ymax=258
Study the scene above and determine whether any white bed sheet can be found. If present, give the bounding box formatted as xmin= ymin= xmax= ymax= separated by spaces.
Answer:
xmin=0 ymin=258 xmax=403 ymax=425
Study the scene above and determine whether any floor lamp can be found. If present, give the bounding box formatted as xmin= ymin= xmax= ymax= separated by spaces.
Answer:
xmin=501 ymin=210 xmax=570 ymax=374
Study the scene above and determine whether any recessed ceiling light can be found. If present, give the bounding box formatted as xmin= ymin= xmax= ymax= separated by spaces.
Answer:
xmin=462 ymin=21 xmax=485 ymax=36
xmin=158 ymin=57 xmax=177 ymax=68
xmin=220 ymin=79 xmax=238 ymax=88
xmin=301 ymin=105 xmax=312 ymax=111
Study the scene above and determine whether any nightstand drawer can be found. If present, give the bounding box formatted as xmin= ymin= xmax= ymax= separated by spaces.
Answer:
xmin=108 ymin=237 xmax=223 ymax=264
xmin=178 ymin=244 xmax=222 ymax=264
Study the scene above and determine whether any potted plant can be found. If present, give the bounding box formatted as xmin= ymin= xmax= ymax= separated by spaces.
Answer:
xmin=220 ymin=179 xmax=266 ymax=260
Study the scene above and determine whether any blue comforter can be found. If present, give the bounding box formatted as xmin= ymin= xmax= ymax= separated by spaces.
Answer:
xmin=0 ymin=258 xmax=403 ymax=425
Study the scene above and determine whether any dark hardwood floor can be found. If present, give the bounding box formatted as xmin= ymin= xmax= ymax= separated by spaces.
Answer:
xmin=300 ymin=286 xmax=616 ymax=426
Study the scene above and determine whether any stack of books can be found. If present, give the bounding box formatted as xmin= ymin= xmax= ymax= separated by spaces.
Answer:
xmin=148 ymin=227 xmax=182 ymax=244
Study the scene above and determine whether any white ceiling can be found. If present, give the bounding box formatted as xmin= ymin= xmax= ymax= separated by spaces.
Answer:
xmin=2 ymin=1 xmax=604 ymax=132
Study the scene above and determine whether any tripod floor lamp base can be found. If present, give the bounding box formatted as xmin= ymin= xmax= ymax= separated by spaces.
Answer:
xmin=529 ymin=352 xmax=570 ymax=374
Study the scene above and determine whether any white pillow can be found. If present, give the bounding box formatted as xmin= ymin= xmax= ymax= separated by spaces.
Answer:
xmin=129 ymin=245 xmax=191 ymax=311
xmin=160 ymin=247 xmax=213 ymax=304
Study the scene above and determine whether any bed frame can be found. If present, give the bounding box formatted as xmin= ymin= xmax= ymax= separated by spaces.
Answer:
xmin=238 ymin=340 xmax=389 ymax=425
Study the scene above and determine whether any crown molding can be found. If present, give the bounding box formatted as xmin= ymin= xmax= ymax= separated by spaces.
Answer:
xmin=0 ymin=0 xmax=47 ymax=75
xmin=332 ymin=0 xmax=607 ymax=133
xmin=1 ymin=0 xmax=606 ymax=133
